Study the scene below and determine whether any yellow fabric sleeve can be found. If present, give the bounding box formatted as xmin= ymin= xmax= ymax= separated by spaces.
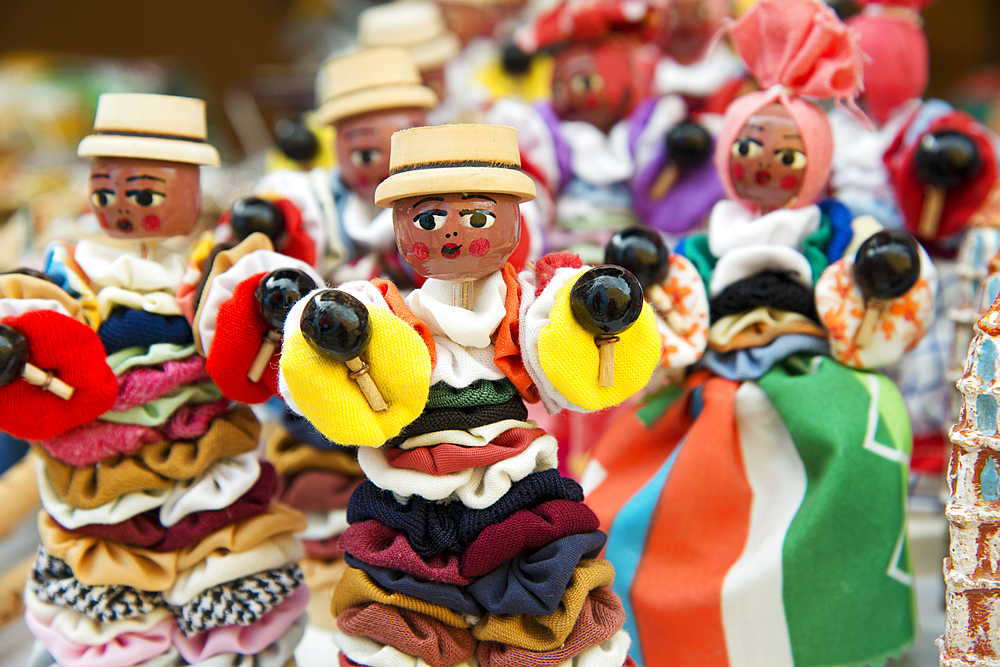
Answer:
xmin=538 ymin=275 xmax=660 ymax=411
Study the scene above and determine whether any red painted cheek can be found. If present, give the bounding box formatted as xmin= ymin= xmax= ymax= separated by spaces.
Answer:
xmin=97 ymin=214 xmax=109 ymax=229
xmin=470 ymin=238 xmax=490 ymax=257
xmin=142 ymin=215 xmax=161 ymax=232
xmin=354 ymin=174 xmax=370 ymax=187
xmin=731 ymin=163 xmax=745 ymax=181
xmin=780 ymin=175 xmax=800 ymax=190
xmin=412 ymin=242 xmax=429 ymax=260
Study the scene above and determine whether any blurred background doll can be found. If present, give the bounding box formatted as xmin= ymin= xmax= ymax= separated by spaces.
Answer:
xmin=3 ymin=92 xmax=310 ymax=667
xmin=584 ymin=1 xmax=936 ymax=665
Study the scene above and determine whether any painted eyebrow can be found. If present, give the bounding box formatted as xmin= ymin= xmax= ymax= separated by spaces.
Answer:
xmin=413 ymin=196 xmax=445 ymax=207
xmin=783 ymin=135 xmax=802 ymax=140
xmin=90 ymin=174 xmax=110 ymax=179
xmin=346 ymin=128 xmax=376 ymax=138
xmin=745 ymin=124 xmax=766 ymax=133
xmin=125 ymin=189 xmax=165 ymax=196
xmin=126 ymin=175 xmax=166 ymax=182
xmin=461 ymin=194 xmax=497 ymax=203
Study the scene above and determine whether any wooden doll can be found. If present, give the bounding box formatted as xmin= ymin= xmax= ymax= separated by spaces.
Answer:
xmin=0 ymin=93 xmax=308 ymax=667
xmin=219 ymin=48 xmax=438 ymax=285
xmin=262 ymin=123 xmax=661 ymax=667
xmin=583 ymin=1 xmax=937 ymax=665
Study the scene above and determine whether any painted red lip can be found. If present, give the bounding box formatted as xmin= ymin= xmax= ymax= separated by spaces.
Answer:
xmin=116 ymin=218 xmax=134 ymax=232
xmin=441 ymin=243 xmax=462 ymax=258
xmin=755 ymin=170 xmax=771 ymax=185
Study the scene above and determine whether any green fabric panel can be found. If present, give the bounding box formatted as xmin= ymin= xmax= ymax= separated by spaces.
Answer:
xmin=679 ymin=234 xmax=716 ymax=288
xmin=106 ymin=343 xmax=197 ymax=376
xmin=100 ymin=382 xmax=222 ymax=426
xmin=759 ymin=356 xmax=915 ymax=666
xmin=635 ymin=384 xmax=683 ymax=428
xmin=800 ymin=212 xmax=833 ymax=284
xmin=426 ymin=378 xmax=517 ymax=410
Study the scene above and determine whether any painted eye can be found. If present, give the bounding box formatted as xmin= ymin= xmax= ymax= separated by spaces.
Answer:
xmin=460 ymin=209 xmax=496 ymax=229
xmin=569 ymin=73 xmax=603 ymax=94
xmin=351 ymin=148 xmax=383 ymax=167
xmin=776 ymin=148 xmax=807 ymax=169
xmin=90 ymin=189 xmax=116 ymax=207
xmin=731 ymin=138 xmax=763 ymax=159
xmin=127 ymin=190 xmax=164 ymax=207
xmin=413 ymin=210 xmax=448 ymax=231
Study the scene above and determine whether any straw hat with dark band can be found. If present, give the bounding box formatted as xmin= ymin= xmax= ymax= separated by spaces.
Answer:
xmin=358 ymin=1 xmax=460 ymax=70
xmin=374 ymin=124 xmax=536 ymax=207
xmin=314 ymin=48 xmax=439 ymax=126
xmin=77 ymin=93 xmax=220 ymax=166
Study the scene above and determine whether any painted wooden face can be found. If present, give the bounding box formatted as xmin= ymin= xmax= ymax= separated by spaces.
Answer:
xmin=661 ymin=0 xmax=724 ymax=65
xmin=437 ymin=2 xmax=501 ymax=46
xmin=335 ymin=108 xmax=428 ymax=205
xmin=88 ymin=157 xmax=201 ymax=239
xmin=551 ymin=43 xmax=628 ymax=134
xmin=393 ymin=192 xmax=521 ymax=281
xmin=728 ymin=103 xmax=807 ymax=212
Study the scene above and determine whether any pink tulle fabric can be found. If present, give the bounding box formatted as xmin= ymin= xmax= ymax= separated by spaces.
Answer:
xmin=112 ymin=356 xmax=211 ymax=411
xmin=173 ymin=586 xmax=308 ymax=663
xmin=25 ymin=612 xmax=175 ymax=667
xmin=714 ymin=0 xmax=864 ymax=210
xmin=37 ymin=399 xmax=230 ymax=466
xmin=848 ymin=3 xmax=929 ymax=125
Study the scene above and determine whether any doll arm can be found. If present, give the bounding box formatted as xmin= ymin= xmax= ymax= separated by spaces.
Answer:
xmin=516 ymin=254 xmax=660 ymax=414
xmin=277 ymin=281 xmax=433 ymax=448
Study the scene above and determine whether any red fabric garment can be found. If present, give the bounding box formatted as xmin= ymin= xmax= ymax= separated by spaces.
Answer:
xmin=303 ymin=535 xmax=346 ymax=561
xmin=272 ymin=198 xmax=318 ymax=269
xmin=459 ymin=499 xmax=600 ymax=578
xmin=886 ymin=108 xmax=999 ymax=246
xmin=338 ymin=603 xmax=477 ymax=667
xmin=206 ymin=272 xmax=279 ymax=404
xmin=65 ymin=463 xmax=276 ymax=551
xmin=0 ymin=310 xmax=118 ymax=440
xmin=338 ymin=520 xmax=474 ymax=586
xmin=339 ymin=655 xmax=361 ymax=667
xmin=276 ymin=469 xmax=364 ymax=512
xmin=385 ymin=427 xmax=547 ymax=476
xmin=494 ymin=263 xmax=538 ymax=404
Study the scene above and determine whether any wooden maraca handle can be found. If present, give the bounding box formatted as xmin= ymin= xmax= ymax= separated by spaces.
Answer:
xmin=853 ymin=300 xmax=886 ymax=348
xmin=21 ymin=363 xmax=74 ymax=400
xmin=247 ymin=330 xmax=282 ymax=383
xmin=595 ymin=335 xmax=619 ymax=387
xmin=647 ymin=284 xmax=691 ymax=336
xmin=649 ymin=161 xmax=680 ymax=201
xmin=917 ymin=185 xmax=945 ymax=239
xmin=345 ymin=357 xmax=388 ymax=411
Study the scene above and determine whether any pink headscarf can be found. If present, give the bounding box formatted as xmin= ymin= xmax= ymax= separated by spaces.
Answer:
xmin=848 ymin=1 xmax=936 ymax=125
xmin=713 ymin=0 xmax=864 ymax=211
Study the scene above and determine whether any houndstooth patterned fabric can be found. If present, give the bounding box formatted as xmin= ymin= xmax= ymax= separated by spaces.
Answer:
xmin=170 ymin=563 xmax=305 ymax=636
xmin=27 ymin=548 xmax=165 ymax=622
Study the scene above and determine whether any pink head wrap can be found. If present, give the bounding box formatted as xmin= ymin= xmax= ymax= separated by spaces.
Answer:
xmin=848 ymin=1 xmax=936 ymax=125
xmin=713 ymin=0 xmax=864 ymax=211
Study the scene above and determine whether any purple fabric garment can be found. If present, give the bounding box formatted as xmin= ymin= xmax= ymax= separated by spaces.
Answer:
xmin=534 ymin=102 xmax=573 ymax=193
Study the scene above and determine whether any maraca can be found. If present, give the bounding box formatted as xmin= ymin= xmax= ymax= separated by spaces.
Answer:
xmin=274 ymin=118 xmax=320 ymax=164
xmin=0 ymin=323 xmax=74 ymax=400
xmin=247 ymin=268 xmax=318 ymax=382
xmin=569 ymin=267 xmax=644 ymax=387
xmin=230 ymin=197 xmax=287 ymax=245
xmin=914 ymin=129 xmax=981 ymax=239
xmin=852 ymin=230 xmax=921 ymax=348
xmin=649 ymin=121 xmax=713 ymax=200
xmin=301 ymin=290 xmax=388 ymax=411
xmin=605 ymin=227 xmax=690 ymax=334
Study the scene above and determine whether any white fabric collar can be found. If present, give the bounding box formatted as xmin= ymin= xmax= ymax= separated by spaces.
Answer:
xmin=708 ymin=200 xmax=821 ymax=258
xmin=406 ymin=271 xmax=507 ymax=348
xmin=654 ymin=43 xmax=744 ymax=97
xmin=559 ymin=117 xmax=635 ymax=185
xmin=73 ymin=239 xmax=188 ymax=292
xmin=340 ymin=191 xmax=397 ymax=253
xmin=829 ymin=99 xmax=919 ymax=196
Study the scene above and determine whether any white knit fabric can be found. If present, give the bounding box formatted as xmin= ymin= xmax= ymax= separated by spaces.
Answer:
xmin=158 ymin=452 xmax=262 ymax=527
xmin=333 ymin=631 xmax=479 ymax=667
xmin=0 ymin=298 xmax=72 ymax=319
xmin=708 ymin=245 xmax=815 ymax=297
xmin=560 ymin=119 xmax=635 ymax=186
xmin=36 ymin=458 xmax=169 ymax=529
xmin=397 ymin=420 xmax=537 ymax=450
xmin=23 ymin=588 xmax=172 ymax=646
xmin=73 ymin=239 xmax=187 ymax=293
xmin=298 ymin=509 xmax=350 ymax=541
xmin=163 ymin=535 xmax=303 ymax=606
xmin=654 ymin=43 xmax=744 ymax=97
xmin=558 ymin=630 xmax=632 ymax=667
xmin=358 ymin=432 xmax=558 ymax=509
xmin=96 ymin=287 xmax=181 ymax=320
xmin=707 ymin=200 xmax=821 ymax=259
xmin=632 ymin=95 xmax=688 ymax=172
xmin=198 ymin=248 xmax=323 ymax=357
xmin=407 ymin=272 xmax=507 ymax=349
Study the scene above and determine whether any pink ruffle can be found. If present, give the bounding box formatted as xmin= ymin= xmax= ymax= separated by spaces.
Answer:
xmin=174 ymin=585 xmax=308 ymax=663
xmin=25 ymin=611 xmax=175 ymax=667
xmin=112 ymin=356 xmax=211 ymax=411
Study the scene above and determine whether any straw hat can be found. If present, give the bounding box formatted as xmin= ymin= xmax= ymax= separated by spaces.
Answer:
xmin=77 ymin=93 xmax=220 ymax=166
xmin=374 ymin=124 xmax=536 ymax=207
xmin=314 ymin=48 xmax=439 ymax=126
xmin=358 ymin=1 xmax=460 ymax=70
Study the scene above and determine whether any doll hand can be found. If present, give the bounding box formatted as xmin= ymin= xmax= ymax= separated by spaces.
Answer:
xmin=0 ymin=310 xmax=117 ymax=440
xmin=816 ymin=230 xmax=937 ymax=369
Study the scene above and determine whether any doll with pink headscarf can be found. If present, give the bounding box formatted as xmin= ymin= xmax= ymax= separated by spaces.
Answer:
xmin=583 ymin=1 xmax=937 ymax=664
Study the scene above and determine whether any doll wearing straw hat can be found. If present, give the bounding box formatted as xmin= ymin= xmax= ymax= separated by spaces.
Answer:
xmin=0 ymin=93 xmax=309 ymax=667
xmin=222 ymin=48 xmax=439 ymax=285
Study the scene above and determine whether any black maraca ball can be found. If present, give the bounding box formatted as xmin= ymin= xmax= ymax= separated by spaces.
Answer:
xmin=666 ymin=121 xmax=712 ymax=169
xmin=301 ymin=290 xmax=372 ymax=362
xmin=0 ymin=324 xmax=28 ymax=387
xmin=914 ymin=130 xmax=982 ymax=190
xmin=854 ymin=230 xmax=922 ymax=301
xmin=274 ymin=118 xmax=320 ymax=163
xmin=255 ymin=268 xmax=318 ymax=330
xmin=501 ymin=41 xmax=532 ymax=76
xmin=604 ymin=227 xmax=670 ymax=290
xmin=230 ymin=198 xmax=286 ymax=244
xmin=570 ymin=266 xmax=644 ymax=336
